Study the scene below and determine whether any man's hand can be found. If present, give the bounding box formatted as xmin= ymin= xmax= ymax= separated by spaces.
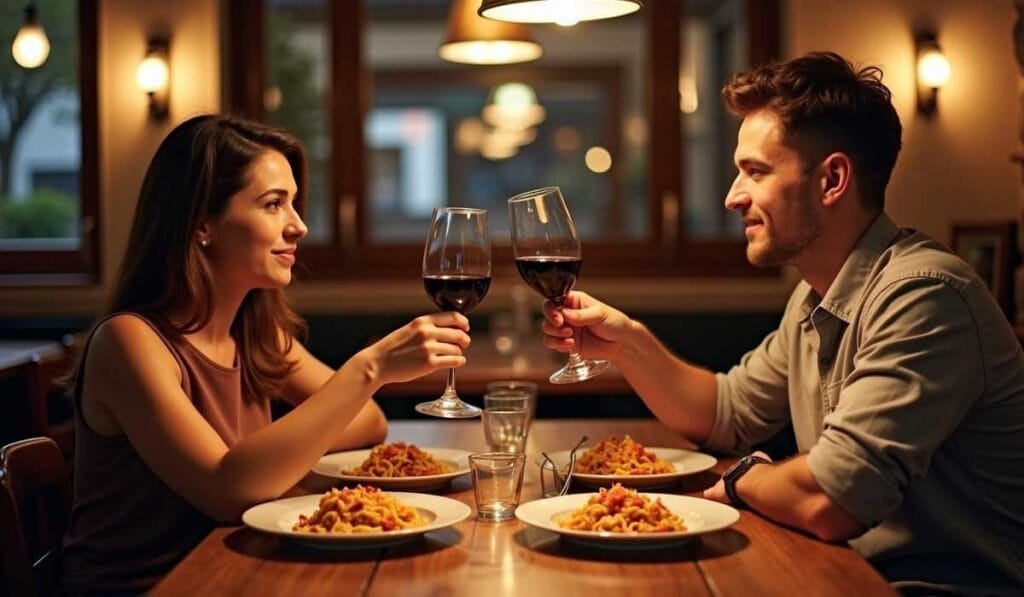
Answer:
xmin=541 ymin=290 xmax=635 ymax=362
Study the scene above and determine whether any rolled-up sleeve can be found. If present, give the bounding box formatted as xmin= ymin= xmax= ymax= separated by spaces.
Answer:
xmin=807 ymin=276 xmax=984 ymax=526
xmin=704 ymin=292 xmax=801 ymax=453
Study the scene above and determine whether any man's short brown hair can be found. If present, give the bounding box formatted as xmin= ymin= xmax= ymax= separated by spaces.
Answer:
xmin=722 ymin=51 xmax=902 ymax=211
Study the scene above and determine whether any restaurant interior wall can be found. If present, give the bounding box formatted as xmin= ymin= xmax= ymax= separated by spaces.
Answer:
xmin=0 ymin=0 xmax=1019 ymax=357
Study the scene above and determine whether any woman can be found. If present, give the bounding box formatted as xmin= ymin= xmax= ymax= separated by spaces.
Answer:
xmin=60 ymin=115 xmax=471 ymax=594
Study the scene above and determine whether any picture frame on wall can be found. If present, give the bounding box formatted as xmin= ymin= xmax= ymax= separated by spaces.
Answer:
xmin=951 ymin=221 xmax=1020 ymax=321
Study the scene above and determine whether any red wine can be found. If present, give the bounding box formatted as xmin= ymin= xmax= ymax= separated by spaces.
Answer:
xmin=515 ymin=257 xmax=581 ymax=304
xmin=423 ymin=275 xmax=491 ymax=313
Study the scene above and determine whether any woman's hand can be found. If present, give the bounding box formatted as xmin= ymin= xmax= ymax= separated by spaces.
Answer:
xmin=542 ymin=291 xmax=635 ymax=362
xmin=361 ymin=312 xmax=471 ymax=386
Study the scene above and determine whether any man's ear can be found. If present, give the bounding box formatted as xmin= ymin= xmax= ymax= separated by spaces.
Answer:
xmin=820 ymin=152 xmax=852 ymax=207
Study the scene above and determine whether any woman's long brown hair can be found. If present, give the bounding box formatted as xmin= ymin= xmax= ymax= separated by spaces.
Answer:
xmin=69 ymin=114 xmax=308 ymax=401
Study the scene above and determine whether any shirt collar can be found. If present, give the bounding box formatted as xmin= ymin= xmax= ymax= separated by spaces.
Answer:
xmin=797 ymin=211 xmax=901 ymax=324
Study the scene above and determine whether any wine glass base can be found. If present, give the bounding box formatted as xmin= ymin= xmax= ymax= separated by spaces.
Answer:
xmin=549 ymin=359 xmax=611 ymax=384
xmin=415 ymin=399 xmax=482 ymax=419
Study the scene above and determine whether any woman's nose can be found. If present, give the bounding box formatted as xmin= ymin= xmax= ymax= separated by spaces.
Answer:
xmin=286 ymin=211 xmax=308 ymax=240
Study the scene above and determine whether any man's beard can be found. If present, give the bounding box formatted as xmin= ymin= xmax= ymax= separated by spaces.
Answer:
xmin=745 ymin=206 xmax=821 ymax=268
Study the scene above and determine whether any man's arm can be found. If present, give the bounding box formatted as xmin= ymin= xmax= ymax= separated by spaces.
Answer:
xmin=543 ymin=291 xmax=718 ymax=444
xmin=704 ymin=454 xmax=866 ymax=541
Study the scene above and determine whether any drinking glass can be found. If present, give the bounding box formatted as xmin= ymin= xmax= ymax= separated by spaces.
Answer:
xmin=508 ymin=187 xmax=610 ymax=384
xmin=481 ymin=406 xmax=529 ymax=453
xmin=469 ymin=452 xmax=526 ymax=521
xmin=416 ymin=207 xmax=491 ymax=418
xmin=485 ymin=380 xmax=538 ymax=426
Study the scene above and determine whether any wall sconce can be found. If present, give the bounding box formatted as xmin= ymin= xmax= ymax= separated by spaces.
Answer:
xmin=439 ymin=0 xmax=543 ymax=65
xmin=479 ymin=0 xmax=642 ymax=27
xmin=136 ymin=39 xmax=170 ymax=120
xmin=11 ymin=3 xmax=51 ymax=69
xmin=916 ymin=33 xmax=950 ymax=116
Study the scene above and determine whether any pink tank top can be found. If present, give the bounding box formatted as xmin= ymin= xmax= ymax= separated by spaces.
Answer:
xmin=61 ymin=313 xmax=271 ymax=593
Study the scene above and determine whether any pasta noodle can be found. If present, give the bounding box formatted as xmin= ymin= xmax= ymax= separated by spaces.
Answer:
xmin=292 ymin=485 xmax=427 ymax=533
xmin=343 ymin=442 xmax=454 ymax=477
xmin=575 ymin=435 xmax=675 ymax=475
xmin=557 ymin=483 xmax=686 ymax=533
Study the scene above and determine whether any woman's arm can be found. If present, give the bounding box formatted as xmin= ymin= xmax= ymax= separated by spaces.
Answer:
xmin=85 ymin=313 xmax=469 ymax=522
xmin=277 ymin=338 xmax=388 ymax=451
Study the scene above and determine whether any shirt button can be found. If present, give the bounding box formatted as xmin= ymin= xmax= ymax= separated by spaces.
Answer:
xmin=820 ymin=356 xmax=831 ymax=367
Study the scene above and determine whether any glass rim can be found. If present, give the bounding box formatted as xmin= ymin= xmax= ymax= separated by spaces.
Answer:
xmin=507 ymin=186 xmax=560 ymax=204
xmin=433 ymin=206 xmax=487 ymax=215
xmin=482 ymin=406 xmax=529 ymax=413
xmin=469 ymin=451 xmax=527 ymax=461
xmin=486 ymin=380 xmax=539 ymax=389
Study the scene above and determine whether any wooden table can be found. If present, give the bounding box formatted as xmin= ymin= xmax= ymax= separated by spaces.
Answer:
xmin=150 ymin=419 xmax=894 ymax=596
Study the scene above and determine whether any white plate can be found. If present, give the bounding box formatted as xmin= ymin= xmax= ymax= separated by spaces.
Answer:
xmin=540 ymin=447 xmax=717 ymax=488
xmin=515 ymin=493 xmax=738 ymax=548
xmin=242 ymin=492 xmax=472 ymax=550
xmin=312 ymin=447 xmax=472 ymax=491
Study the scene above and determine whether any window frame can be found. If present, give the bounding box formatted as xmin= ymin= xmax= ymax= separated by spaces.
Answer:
xmin=225 ymin=0 xmax=780 ymax=280
xmin=0 ymin=0 xmax=101 ymax=285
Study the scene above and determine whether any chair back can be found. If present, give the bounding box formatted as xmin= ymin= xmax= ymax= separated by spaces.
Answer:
xmin=0 ymin=437 xmax=72 ymax=597
xmin=25 ymin=336 xmax=77 ymax=462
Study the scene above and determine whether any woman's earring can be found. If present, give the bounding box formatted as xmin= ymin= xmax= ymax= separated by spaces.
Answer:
xmin=199 ymin=239 xmax=210 ymax=248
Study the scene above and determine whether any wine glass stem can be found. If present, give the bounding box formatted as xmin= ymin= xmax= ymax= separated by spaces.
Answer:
xmin=441 ymin=367 xmax=458 ymax=400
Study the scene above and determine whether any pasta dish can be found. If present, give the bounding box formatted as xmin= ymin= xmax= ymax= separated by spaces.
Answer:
xmin=343 ymin=442 xmax=454 ymax=477
xmin=575 ymin=435 xmax=675 ymax=475
xmin=293 ymin=485 xmax=427 ymax=533
xmin=557 ymin=483 xmax=686 ymax=533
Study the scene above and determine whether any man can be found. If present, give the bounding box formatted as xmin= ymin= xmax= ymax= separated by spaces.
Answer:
xmin=542 ymin=52 xmax=1024 ymax=594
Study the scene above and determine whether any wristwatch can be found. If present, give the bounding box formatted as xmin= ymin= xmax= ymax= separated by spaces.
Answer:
xmin=722 ymin=454 xmax=772 ymax=508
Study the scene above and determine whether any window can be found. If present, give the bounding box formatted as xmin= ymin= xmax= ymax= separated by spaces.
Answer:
xmin=226 ymin=0 xmax=779 ymax=279
xmin=0 ymin=0 xmax=99 ymax=282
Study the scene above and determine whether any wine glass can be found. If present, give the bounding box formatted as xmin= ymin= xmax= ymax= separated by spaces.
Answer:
xmin=508 ymin=187 xmax=610 ymax=384
xmin=416 ymin=207 xmax=491 ymax=418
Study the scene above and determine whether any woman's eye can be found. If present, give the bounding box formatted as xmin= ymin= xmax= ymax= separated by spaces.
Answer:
xmin=265 ymin=200 xmax=281 ymax=211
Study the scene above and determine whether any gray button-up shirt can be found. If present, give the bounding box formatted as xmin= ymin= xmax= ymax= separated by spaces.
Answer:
xmin=707 ymin=212 xmax=1024 ymax=594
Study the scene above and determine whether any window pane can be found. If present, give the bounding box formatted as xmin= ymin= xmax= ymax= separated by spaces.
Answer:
xmin=682 ymin=0 xmax=748 ymax=240
xmin=264 ymin=0 xmax=331 ymax=243
xmin=364 ymin=2 xmax=648 ymax=245
xmin=0 ymin=0 xmax=81 ymax=250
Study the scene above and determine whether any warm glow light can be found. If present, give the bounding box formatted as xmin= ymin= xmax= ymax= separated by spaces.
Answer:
xmin=481 ymin=136 xmax=519 ymax=160
xmin=585 ymin=146 xmax=612 ymax=173
xmin=479 ymin=0 xmax=643 ymax=25
xmin=679 ymin=75 xmax=698 ymax=114
xmin=440 ymin=0 xmax=542 ymax=65
xmin=915 ymin=34 xmax=949 ymax=116
xmin=136 ymin=56 xmax=169 ymax=93
xmin=137 ymin=40 xmax=170 ymax=120
xmin=455 ymin=117 xmax=486 ymax=154
xmin=439 ymin=40 xmax=542 ymax=65
xmin=482 ymin=82 xmax=546 ymax=128
xmin=917 ymin=48 xmax=950 ymax=89
xmin=553 ymin=126 xmax=582 ymax=154
xmin=12 ymin=17 xmax=50 ymax=69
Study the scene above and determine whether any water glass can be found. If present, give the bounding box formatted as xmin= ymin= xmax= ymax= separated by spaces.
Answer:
xmin=469 ymin=452 xmax=526 ymax=522
xmin=482 ymin=407 xmax=529 ymax=453
xmin=485 ymin=380 xmax=538 ymax=423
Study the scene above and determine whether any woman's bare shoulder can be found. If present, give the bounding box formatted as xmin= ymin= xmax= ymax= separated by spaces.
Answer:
xmin=87 ymin=314 xmax=181 ymax=383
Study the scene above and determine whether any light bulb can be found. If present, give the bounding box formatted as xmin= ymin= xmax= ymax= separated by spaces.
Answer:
xmin=917 ymin=48 xmax=950 ymax=89
xmin=136 ymin=55 xmax=169 ymax=93
xmin=12 ymin=20 xmax=50 ymax=69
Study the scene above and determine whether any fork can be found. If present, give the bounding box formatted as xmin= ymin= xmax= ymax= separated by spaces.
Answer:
xmin=561 ymin=435 xmax=588 ymax=495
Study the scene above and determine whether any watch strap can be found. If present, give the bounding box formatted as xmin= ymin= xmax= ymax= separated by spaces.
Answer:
xmin=723 ymin=454 xmax=771 ymax=508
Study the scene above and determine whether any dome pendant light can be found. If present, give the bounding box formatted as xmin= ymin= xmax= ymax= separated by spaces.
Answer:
xmin=440 ymin=0 xmax=543 ymax=65
xmin=478 ymin=0 xmax=642 ymax=26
